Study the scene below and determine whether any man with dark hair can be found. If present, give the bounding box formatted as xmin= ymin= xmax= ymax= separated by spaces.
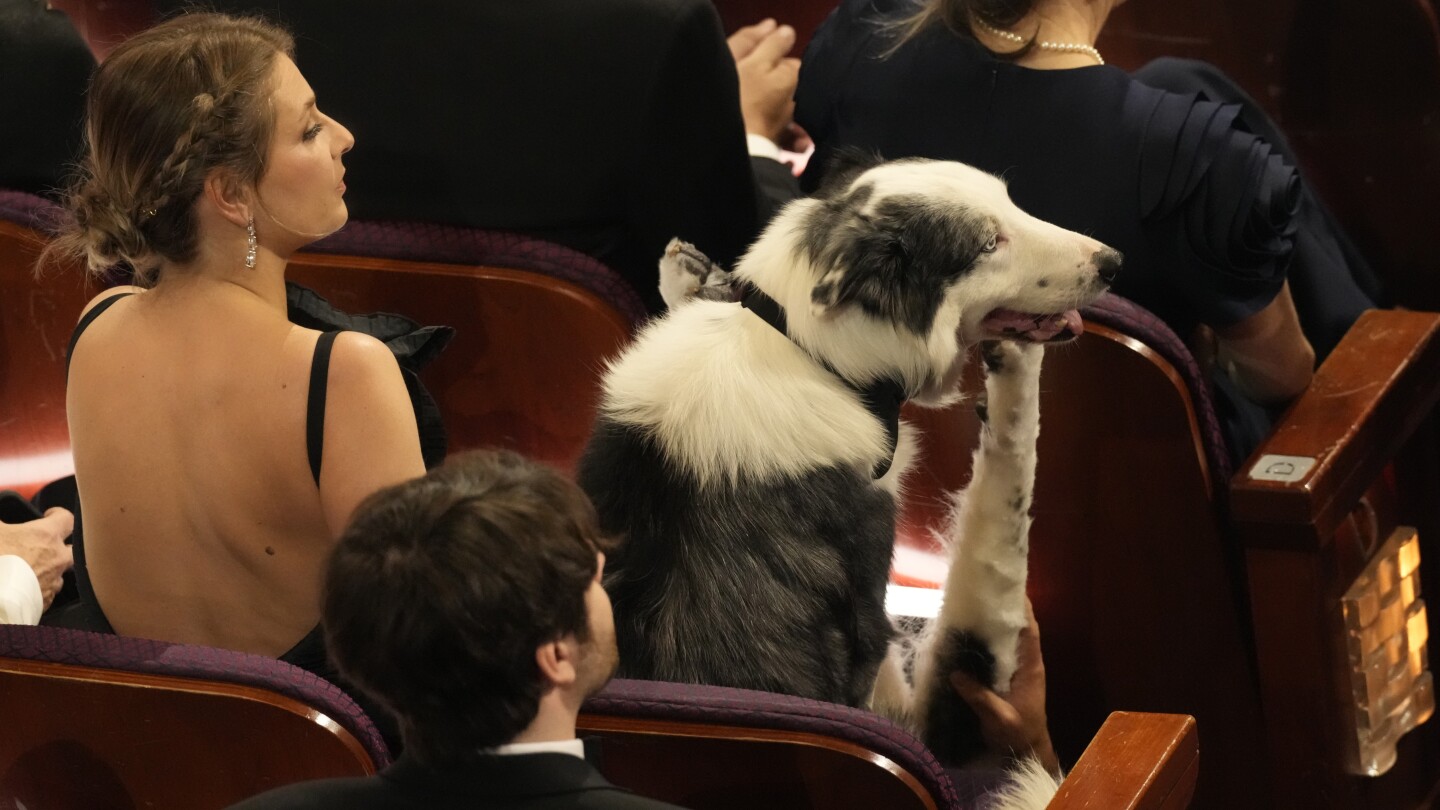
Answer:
xmin=230 ymin=450 xmax=682 ymax=809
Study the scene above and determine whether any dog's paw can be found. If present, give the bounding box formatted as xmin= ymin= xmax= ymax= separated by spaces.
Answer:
xmin=979 ymin=340 xmax=1041 ymax=377
xmin=658 ymin=238 xmax=737 ymax=309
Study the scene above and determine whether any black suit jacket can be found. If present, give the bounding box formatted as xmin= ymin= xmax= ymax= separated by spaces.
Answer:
xmin=228 ymin=752 xmax=686 ymax=810
xmin=0 ymin=0 xmax=95 ymax=197
xmin=159 ymin=0 xmax=784 ymax=311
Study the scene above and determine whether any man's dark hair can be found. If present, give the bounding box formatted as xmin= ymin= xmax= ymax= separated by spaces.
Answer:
xmin=323 ymin=449 xmax=614 ymax=767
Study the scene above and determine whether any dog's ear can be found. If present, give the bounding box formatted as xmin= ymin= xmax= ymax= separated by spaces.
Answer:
xmin=809 ymin=203 xmax=908 ymax=320
xmin=812 ymin=147 xmax=886 ymax=201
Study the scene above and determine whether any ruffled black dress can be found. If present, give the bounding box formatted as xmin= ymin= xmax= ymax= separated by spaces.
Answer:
xmin=795 ymin=0 xmax=1377 ymax=456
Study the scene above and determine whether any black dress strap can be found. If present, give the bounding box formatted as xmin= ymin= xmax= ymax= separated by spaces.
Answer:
xmin=65 ymin=292 xmax=134 ymax=376
xmin=306 ymin=331 xmax=340 ymax=486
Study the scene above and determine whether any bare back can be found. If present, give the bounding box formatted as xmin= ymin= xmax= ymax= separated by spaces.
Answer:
xmin=67 ymin=282 xmax=422 ymax=655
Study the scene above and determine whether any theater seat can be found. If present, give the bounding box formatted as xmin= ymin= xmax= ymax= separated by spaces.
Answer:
xmin=579 ymin=678 xmax=1199 ymax=809
xmin=894 ymin=294 xmax=1440 ymax=808
xmin=0 ymin=624 xmax=389 ymax=810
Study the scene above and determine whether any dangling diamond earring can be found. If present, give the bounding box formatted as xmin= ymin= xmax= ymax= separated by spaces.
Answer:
xmin=244 ymin=216 xmax=258 ymax=269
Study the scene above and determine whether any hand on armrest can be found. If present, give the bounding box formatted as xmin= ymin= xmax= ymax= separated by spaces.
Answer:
xmin=1214 ymin=281 xmax=1316 ymax=405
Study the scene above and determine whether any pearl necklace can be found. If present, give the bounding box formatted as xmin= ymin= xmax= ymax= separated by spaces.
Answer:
xmin=976 ymin=21 xmax=1105 ymax=65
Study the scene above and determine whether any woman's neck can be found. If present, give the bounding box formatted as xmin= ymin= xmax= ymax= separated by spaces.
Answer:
xmin=155 ymin=245 xmax=290 ymax=314
xmin=977 ymin=1 xmax=1114 ymax=69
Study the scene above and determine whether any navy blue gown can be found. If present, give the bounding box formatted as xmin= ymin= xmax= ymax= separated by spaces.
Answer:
xmin=795 ymin=0 xmax=1378 ymax=458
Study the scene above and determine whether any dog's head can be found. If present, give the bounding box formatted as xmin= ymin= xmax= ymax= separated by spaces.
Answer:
xmin=741 ymin=154 xmax=1119 ymax=405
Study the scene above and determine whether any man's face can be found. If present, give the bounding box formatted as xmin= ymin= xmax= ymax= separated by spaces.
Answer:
xmin=578 ymin=552 xmax=619 ymax=696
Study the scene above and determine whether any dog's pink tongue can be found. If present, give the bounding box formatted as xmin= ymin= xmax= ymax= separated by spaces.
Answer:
xmin=982 ymin=309 xmax=1085 ymax=341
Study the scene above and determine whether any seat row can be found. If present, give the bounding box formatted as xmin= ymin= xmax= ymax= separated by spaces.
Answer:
xmin=5 ymin=186 xmax=1440 ymax=807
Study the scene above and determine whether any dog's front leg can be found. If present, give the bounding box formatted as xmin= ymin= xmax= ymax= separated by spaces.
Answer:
xmin=912 ymin=340 xmax=1043 ymax=763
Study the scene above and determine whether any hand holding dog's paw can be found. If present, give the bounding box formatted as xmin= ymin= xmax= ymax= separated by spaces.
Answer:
xmin=948 ymin=601 xmax=1059 ymax=773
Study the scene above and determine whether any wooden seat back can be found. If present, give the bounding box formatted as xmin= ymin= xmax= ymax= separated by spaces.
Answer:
xmin=0 ymin=655 xmax=376 ymax=810
xmin=0 ymin=218 xmax=92 ymax=497
xmin=285 ymin=251 xmax=631 ymax=473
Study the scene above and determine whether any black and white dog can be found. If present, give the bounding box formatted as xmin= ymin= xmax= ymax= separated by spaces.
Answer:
xmin=578 ymin=155 xmax=1118 ymax=803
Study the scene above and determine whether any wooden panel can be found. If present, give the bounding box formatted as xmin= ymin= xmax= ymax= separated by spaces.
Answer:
xmin=0 ymin=219 xmax=93 ymax=497
xmin=578 ymin=713 xmax=937 ymax=810
xmin=0 ymin=657 xmax=374 ymax=810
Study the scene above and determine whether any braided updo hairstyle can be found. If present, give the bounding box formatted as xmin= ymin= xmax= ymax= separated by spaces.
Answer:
xmin=888 ymin=0 xmax=1040 ymax=53
xmin=44 ymin=13 xmax=294 ymax=284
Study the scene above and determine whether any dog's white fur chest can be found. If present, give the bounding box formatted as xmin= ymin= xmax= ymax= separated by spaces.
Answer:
xmin=601 ymin=301 xmax=913 ymax=489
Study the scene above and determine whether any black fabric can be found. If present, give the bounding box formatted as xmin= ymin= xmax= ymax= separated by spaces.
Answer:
xmin=157 ymin=0 xmax=770 ymax=313
xmin=285 ymin=282 xmax=452 ymax=470
xmin=795 ymin=0 xmax=1376 ymax=360
xmin=1131 ymin=57 xmax=1389 ymax=349
xmin=740 ymin=286 xmax=905 ymax=478
xmin=751 ymin=154 xmax=804 ymax=226
xmin=306 ymin=331 xmax=339 ymax=485
xmin=227 ymin=751 xmax=686 ymax=809
xmin=64 ymin=293 xmax=133 ymax=375
xmin=0 ymin=0 xmax=95 ymax=198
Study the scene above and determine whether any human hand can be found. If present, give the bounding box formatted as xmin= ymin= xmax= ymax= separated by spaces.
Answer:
xmin=2 ymin=508 xmax=75 ymax=608
xmin=731 ymin=20 xmax=801 ymax=142
xmin=727 ymin=18 xmax=778 ymax=61
xmin=948 ymin=599 xmax=1060 ymax=773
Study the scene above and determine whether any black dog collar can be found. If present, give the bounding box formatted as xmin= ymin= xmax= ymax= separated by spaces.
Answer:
xmin=740 ymin=286 xmax=905 ymax=479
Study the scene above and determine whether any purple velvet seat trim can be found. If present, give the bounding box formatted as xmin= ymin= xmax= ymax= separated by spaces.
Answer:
xmin=584 ymin=678 xmax=963 ymax=809
xmin=1081 ymin=293 xmax=1233 ymax=486
xmin=0 ymin=188 xmax=62 ymax=232
xmin=0 ymin=190 xmax=647 ymax=326
xmin=310 ymin=219 xmax=647 ymax=326
xmin=0 ymin=624 xmax=391 ymax=768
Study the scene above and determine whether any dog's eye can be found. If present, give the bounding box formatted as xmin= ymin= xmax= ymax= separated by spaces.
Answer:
xmin=982 ymin=234 xmax=999 ymax=253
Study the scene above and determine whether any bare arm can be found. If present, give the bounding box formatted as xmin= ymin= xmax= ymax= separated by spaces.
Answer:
xmin=317 ymin=332 xmax=426 ymax=536
xmin=1213 ymin=281 xmax=1316 ymax=405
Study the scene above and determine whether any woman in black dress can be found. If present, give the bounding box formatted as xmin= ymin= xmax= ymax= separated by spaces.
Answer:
xmin=796 ymin=0 xmax=1379 ymax=457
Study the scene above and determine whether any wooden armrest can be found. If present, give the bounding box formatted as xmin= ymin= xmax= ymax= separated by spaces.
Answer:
xmin=1049 ymin=712 xmax=1199 ymax=810
xmin=1231 ymin=309 xmax=1440 ymax=548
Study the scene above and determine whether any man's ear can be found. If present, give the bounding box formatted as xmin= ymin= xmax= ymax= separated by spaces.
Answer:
xmin=535 ymin=638 xmax=579 ymax=689
xmin=203 ymin=170 xmax=252 ymax=229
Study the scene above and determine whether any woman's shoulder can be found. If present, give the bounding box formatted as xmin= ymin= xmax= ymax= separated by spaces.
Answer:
xmin=316 ymin=331 xmax=407 ymax=403
xmin=76 ymin=285 xmax=145 ymax=323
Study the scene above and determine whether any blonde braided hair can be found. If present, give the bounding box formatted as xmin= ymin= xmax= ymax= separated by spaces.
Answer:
xmin=41 ymin=13 xmax=294 ymax=285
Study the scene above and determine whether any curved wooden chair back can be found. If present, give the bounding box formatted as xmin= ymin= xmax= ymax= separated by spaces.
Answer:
xmin=0 ymin=633 xmax=381 ymax=810
xmin=285 ymin=252 xmax=631 ymax=473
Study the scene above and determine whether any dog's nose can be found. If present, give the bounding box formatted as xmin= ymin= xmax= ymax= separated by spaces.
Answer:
xmin=1092 ymin=248 xmax=1123 ymax=285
